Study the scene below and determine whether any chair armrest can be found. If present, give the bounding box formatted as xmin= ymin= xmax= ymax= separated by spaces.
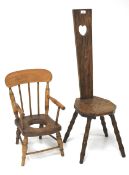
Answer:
xmin=48 ymin=96 xmax=65 ymax=110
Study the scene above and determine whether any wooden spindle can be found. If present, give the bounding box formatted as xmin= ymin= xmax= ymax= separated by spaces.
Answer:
xmin=56 ymin=107 xmax=60 ymax=124
xmin=9 ymin=88 xmax=17 ymax=113
xmin=28 ymin=83 xmax=32 ymax=116
xmin=45 ymin=82 xmax=49 ymax=115
xmin=18 ymin=85 xmax=24 ymax=112
xmin=37 ymin=82 xmax=40 ymax=115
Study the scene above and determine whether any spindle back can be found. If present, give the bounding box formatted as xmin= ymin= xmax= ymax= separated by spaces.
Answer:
xmin=5 ymin=69 xmax=52 ymax=115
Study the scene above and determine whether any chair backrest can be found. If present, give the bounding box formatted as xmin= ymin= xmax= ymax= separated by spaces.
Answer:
xmin=73 ymin=9 xmax=93 ymax=99
xmin=5 ymin=69 xmax=52 ymax=115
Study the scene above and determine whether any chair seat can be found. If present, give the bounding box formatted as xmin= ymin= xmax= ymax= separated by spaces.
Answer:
xmin=15 ymin=114 xmax=61 ymax=137
xmin=74 ymin=96 xmax=116 ymax=117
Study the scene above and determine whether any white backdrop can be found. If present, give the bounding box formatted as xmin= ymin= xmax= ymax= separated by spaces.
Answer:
xmin=0 ymin=0 xmax=129 ymax=174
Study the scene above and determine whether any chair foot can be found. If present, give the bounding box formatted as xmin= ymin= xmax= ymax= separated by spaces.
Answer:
xmin=80 ymin=118 xmax=92 ymax=164
xmin=39 ymin=124 xmax=43 ymax=139
xmin=39 ymin=136 xmax=42 ymax=139
xmin=21 ymin=137 xmax=28 ymax=166
xmin=80 ymin=159 xmax=83 ymax=164
xmin=100 ymin=116 xmax=108 ymax=137
xmin=109 ymin=114 xmax=126 ymax=157
xmin=63 ymin=110 xmax=78 ymax=143
xmin=16 ymin=128 xmax=21 ymax=144
xmin=56 ymin=132 xmax=64 ymax=156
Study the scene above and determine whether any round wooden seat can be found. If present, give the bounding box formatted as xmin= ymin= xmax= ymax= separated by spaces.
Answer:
xmin=15 ymin=114 xmax=61 ymax=137
xmin=74 ymin=96 xmax=116 ymax=117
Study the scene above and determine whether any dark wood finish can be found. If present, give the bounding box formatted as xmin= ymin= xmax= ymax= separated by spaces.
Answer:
xmin=73 ymin=9 xmax=93 ymax=99
xmin=109 ymin=114 xmax=125 ymax=157
xmin=75 ymin=97 xmax=116 ymax=117
xmin=39 ymin=124 xmax=43 ymax=139
xmin=15 ymin=114 xmax=61 ymax=137
xmin=55 ymin=107 xmax=60 ymax=124
xmin=5 ymin=69 xmax=65 ymax=166
xmin=49 ymin=134 xmax=57 ymax=140
xmin=80 ymin=118 xmax=92 ymax=164
xmin=64 ymin=9 xmax=125 ymax=164
xmin=100 ymin=116 xmax=108 ymax=137
xmin=63 ymin=110 xmax=78 ymax=143
xmin=16 ymin=128 xmax=21 ymax=144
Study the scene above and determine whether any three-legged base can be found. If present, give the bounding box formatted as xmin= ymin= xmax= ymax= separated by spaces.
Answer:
xmin=63 ymin=110 xmax=125 ymax=164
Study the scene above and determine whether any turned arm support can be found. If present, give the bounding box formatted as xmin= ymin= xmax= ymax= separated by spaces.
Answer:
xmin=13 ymin=102 xmax=24 ymax=116
xmin=12 ymin=103 xmax=24 ymax=130
xmin=9 ymin=88 xmax=24 ymax=128
xmin=48 ymin=95 xmax=65 ymax=123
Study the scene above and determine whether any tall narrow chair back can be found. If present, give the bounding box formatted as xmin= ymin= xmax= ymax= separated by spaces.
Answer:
xmin=63 ymin=9 xmax=125 ymax=164
xmin=73 ymin=9 xmax=93 ymax=99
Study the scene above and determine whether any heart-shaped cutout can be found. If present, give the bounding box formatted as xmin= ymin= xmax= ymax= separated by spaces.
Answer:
xmin=79 ymin=25 xmax=87 ymax=36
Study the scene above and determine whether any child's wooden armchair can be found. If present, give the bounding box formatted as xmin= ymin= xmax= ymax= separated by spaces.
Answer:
xmin=5 ymin=69 xmax=65 ymax=166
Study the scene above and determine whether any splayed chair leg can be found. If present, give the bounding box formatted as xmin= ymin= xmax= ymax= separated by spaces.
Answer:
xmin=80 ymin=118 xmax=92 ymax=164
xmin=63 ymin=110 xmax=78 ymax=143
xmin=109 ymin=114 xmax=125 ymax=157
xmin=100 ymin=116 xmax=108 ymax=137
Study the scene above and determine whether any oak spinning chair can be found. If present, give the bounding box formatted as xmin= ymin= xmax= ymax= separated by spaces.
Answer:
xmin=5 ymin=69 xmax=65 ymax=166
xmin=63 ymin=9 xmax=125 ymax=164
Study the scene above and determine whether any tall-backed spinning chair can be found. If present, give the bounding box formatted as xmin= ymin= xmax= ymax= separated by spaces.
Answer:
xmin=63 ymin=9 xmax=125 ymax=164
xmin=5 ymin=69 xmax=65 ymax=166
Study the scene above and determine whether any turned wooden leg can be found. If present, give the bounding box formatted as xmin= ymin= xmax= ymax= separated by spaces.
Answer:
xmin=109 ymin=114 xmax=125 ymax=157
xmin=16 ymin=128 xmax=21 ymax=144
xmin=39 ymin=124 xmax=43 ymax=139
xmin=21 ymin=137 xmax=28 ymax=166
xmin=56 ymin=132 xmax=64 ymax=156
xmin=100 ymin=116 xmax=108 ymax=137
xmin=80 ymin=118 xmax=92 ymax=164
xmin=63 ymin=110 xmax=78 ymax=143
